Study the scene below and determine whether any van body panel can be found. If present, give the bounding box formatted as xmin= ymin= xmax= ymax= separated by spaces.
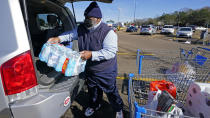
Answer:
xmin=10 ymin=92 xmax=71 ymax=118
xmin=0 ymin=0 xmax=85 ymax=117
xmin=0 ymin=0 xmax=31 ymax=117
xmin=0 ymin=0 xmax=30 ymax=59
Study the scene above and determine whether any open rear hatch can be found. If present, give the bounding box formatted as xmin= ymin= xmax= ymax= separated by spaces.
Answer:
xmin=22 ymin=0 xmax=79 ymax=92
xmin=22 ymin=0 xmax=113 ymax=92
xmin=51 ymin=0 xmax=113 ymax=20
xmin=54 ymin=0 xmax=113 ymax=5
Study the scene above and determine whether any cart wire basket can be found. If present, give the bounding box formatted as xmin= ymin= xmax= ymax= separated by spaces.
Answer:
xmin=128 ymin=47 xmax=210 ymax=118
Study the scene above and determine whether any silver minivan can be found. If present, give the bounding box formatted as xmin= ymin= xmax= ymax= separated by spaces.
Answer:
xmin=0 ymin=0 xmax=112 ymax=118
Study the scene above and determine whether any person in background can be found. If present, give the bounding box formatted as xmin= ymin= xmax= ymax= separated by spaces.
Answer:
xmin=47 ymin=2 xmax=124 ymax=118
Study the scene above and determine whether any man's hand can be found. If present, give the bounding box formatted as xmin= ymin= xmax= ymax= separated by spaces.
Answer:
xmin=80 ymin=51 xmax=92 ymax=60
xmin=47 ymin=37 xmax=61 ymax=44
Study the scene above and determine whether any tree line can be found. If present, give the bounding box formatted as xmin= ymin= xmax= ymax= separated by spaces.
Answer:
xmin=128 ymin=7 xmax=210 ymax=27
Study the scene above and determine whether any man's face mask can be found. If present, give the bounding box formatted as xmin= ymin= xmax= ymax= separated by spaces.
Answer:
xmin=84 ymin=18 xmax=98 ymax=28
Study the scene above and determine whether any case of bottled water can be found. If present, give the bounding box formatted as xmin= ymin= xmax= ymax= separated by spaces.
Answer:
xmin=39 ymin=43 xmax=86 ymax=77
xmin=39 ymin=43 xmax=51 ymax=63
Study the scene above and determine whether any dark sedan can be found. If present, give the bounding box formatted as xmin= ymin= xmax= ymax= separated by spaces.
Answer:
xmin=126 ymin=26 xmax=138 ymax=32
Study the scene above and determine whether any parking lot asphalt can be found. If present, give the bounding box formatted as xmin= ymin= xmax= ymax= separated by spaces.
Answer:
xmin=61 ymin=30 xmax=209 ymax=118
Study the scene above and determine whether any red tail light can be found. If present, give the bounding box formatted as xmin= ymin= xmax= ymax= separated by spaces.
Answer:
xmin=1 ymin=51 xmax=37 ymax=95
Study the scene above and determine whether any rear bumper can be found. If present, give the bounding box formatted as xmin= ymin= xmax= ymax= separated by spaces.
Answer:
xmin=10 ymin=76 xmax=85 ymax=118
xmin=140 ymin=31 xmax=152 ymax=34
xmin=176 ymin=34 xmax=192 ymax=38
xmin=11 ymin=92 xmax=71 ymax=118
xmin=161 ymin=30 xmax=174 ymax=34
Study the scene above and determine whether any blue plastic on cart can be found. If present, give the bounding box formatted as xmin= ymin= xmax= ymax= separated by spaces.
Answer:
xmin=134 ymin=102 xmax=147 ymax=118
xmin=129 ymin=73 xmax=135 ymax=78
xmin=136 ymin=49 xmax=144 ymax=75
xmin=197 ymin=47 xmax=210 ymax=51
xmin=128 ymin=73 xmax=134 ymax=102
xmin=128 ymin=73 xmax=147 ymax=118
xmin=194 ymin=55 xmax=207 ymax=66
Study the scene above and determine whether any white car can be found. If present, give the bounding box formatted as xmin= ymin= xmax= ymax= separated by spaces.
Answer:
xmin=176 ymin=27 xmax=193 ymax=38
xmin=195 ymin=26 xmax=207 ymax=31
xmin=140 ymin=25 xmax=156 ymax=35
xmin=161 ymin=25 xmax=174 ymax=34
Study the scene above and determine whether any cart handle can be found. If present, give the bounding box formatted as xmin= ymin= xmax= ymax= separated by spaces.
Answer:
xmin=197 ymin=47 xmax=210 ymax=52
xmin=136 ymin=49 xmax=144 ymax=75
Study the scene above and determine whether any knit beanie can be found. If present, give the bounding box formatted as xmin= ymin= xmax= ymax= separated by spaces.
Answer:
xmin=84 ymin=2 xmax=102 ymax=18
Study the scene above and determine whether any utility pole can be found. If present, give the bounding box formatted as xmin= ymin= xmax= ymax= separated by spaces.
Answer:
xmin=134 ymin=0 xmax=136 ymax=25
xmin=117 ymin=7 xmax=121 ymax=30
xmin=178 ymin=12 xmax=180 ymax=27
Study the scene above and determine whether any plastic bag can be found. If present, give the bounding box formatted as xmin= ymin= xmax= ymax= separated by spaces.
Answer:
xmin=166 ymin=61 xmax=196 ymax=87
xmin=184 ymin=82 xmax=210 ymax=118
xmin=147 ymin=90 xmax=184 ymax=118
xmin=150 ymin=80 xmax=176 ymax=98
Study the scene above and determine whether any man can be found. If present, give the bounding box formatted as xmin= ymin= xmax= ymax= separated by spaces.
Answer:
xmin=48 ymin=2 xmax=124 ymax=118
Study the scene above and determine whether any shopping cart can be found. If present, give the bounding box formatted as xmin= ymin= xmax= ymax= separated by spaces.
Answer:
xmin=128 ymin=47 xmax=210 ymax=118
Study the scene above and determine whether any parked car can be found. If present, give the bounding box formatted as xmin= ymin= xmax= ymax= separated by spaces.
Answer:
xmin=126 ymin=26 xmax=138 ymax=32
xmin=0 ymin=0 xmax=112 ymax=118
xmin=109 ymin=26 xmax=117 ymax=32
xmin=176 ymin=27 xmax=193 ymax=38
xmin=161 ymin=25 xmax=175 ymax=34
xmin=196 ymin=26 xmax=207 ymax=31
xmin=112 ymin=26 xmax=117 ymax=32
xmin=140 ymin=25 xmax=156 ymax=35
xmin=188 ymin=25 xmax=197 ymax=32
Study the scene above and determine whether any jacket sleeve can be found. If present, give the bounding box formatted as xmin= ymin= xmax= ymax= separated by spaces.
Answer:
xmin=58 ymin=29 xmax=78 ymax=42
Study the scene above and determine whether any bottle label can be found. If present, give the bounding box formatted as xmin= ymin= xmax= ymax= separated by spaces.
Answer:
xmin=62 ymin=58 xmax=69 ymax=74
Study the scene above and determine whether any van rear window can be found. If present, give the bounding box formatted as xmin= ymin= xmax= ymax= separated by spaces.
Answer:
xmin=37 ymin=14 xmax=63 ymax=31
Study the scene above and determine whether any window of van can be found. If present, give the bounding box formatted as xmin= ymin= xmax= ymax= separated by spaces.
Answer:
xmin=37 ymin=14 xmax=63 ymax=31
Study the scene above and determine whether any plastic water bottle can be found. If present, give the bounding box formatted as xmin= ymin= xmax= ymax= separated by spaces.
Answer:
xmin=55 ymin=45 xmax=66 ymax=72
xmin=47 ymin=44 xmax=60 ymax=68
xmin=65 ymin=55 xmax=76 ymax=76
xmin=59 ymin=48 xmax=72 ymax=74
xmin=80 ymin=59 xmax=86 ymax=72
xmin=39 ymin=43 xmax=51 ymax=63
xmin=72 ymin=54 xmax=81 ymax=76
xmin=55 ymin=56 xmax=66 ymax=72
xmin=65 ymin=51 xmax=80 ymax=77
xmin=78 ymin=56 xmax=86 ymax=75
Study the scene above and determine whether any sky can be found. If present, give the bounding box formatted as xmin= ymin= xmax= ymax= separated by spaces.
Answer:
xmin=65 ymin=0 xmax=210 ymax=23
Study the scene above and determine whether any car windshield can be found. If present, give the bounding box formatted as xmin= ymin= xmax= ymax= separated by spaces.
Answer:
xmin=189 ymin=25 xmax=195 ymax=28
xmin=179 ymin=28 xmax=191 ymax=31
xmin=163 ymin=26 xmax=173 ymax=28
